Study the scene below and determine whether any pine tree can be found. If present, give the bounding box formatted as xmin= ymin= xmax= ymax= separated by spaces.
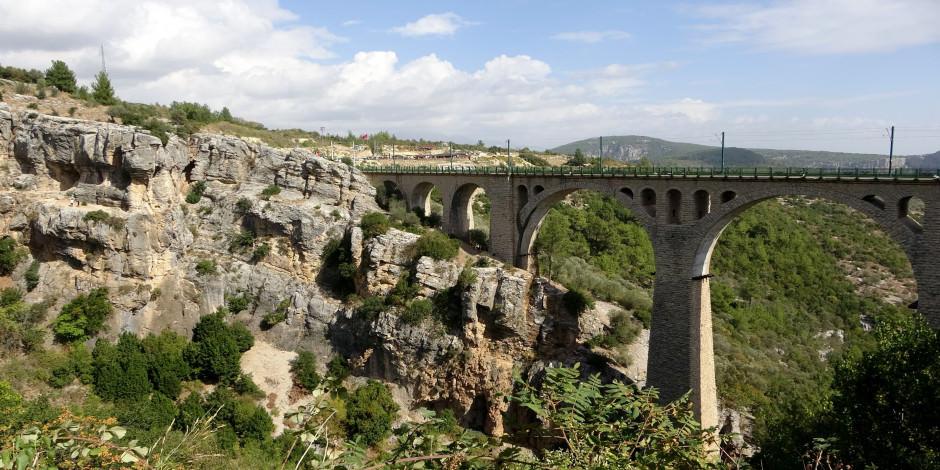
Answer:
xmin=44 ymin=60 xmax=76 ymax=93
xmin=91 ymin=71 xmax=116 ymax=105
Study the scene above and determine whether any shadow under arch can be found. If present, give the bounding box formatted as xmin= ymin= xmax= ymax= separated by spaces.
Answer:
xmin=377 ymin=180 xmax=408 ymax=210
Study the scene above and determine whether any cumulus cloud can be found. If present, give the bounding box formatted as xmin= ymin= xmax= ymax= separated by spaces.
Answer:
xmin=694 ymin=0 xmax=940 ymax=54
xmin=0 ymin=0 xmax=726 ymax=148
xmin=552 ymin=30 xmax=631 ymax=44
xmin=391 ymin=12 xmax=469 ymax=37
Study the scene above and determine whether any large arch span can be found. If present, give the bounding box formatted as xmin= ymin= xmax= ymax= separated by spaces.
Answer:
xmin=363 ymin=170 xmax=940 ymax=431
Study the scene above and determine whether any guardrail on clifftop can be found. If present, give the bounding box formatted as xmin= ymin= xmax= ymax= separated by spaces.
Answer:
xmin=359 ymin=164 xmax=940 ymax=182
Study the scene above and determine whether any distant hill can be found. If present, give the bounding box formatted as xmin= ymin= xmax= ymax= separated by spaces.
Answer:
xmin=905 ymin=150 xmax=940 ymax=169
xmin=551 ymin=135 xmax=891 ymax=168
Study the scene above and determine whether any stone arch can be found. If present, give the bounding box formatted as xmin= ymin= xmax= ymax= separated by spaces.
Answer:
xmin=451 ymin=182 xmax=489 ymax=239
xmin=720 ymin=190 xmax=736 ymax=203
xmin=516 ymin=184 xmax=529 ymax=208
xmin=667 ymin=189 xmax=682 ymax=224
xmin=516 ymin=183 xmax=654 ymax=270
xmin=411 ymin=182 xmax=437 ymax=216
xmin=898 ymin=196 xmax=925 ymax=233
xmin=533 ymin=185 xmax=545 ymax=195
xmin=692 ymin=187 xmax=921 ymax=286
xmin=620 ymin=187 xmax=634 ymax=199
xmin=641 ymin=188 xmax=656 ymax=217
xmin=377 ymin=180 xmax=407 ymax=210
xmin=694 ymin=190 xmax=711 ymax=219
xmin=862 ymin=194 xmax=886 ymax=210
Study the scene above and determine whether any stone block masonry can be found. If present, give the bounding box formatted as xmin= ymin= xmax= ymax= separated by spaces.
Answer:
xmin=367 ymin=169 xmax=940 ymax=431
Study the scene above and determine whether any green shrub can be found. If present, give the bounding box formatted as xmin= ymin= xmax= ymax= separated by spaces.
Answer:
xmin=91 ymin=71 xmax=116 ymax=105
xmin=320 ymin=236 xmax=357 ymax=296
xmin=327 ymin=356 xmax=351 ymax=382
xmin=141 ymin=331 xmax=190 ymax=399
xmin=341 ymin=156 xmax=354 ymax=166
xmin=260 ymin=184 xmax=281 ymax=200
xmin=186 ymin=181 xmax=207 ymax=204
xmin=0 ymin=381 xmax=22 ymax=422
xmin=0 ymin=236 xmax=25 ymax=275
xmin=562 ymin=288 xmax=595 ymax=315
xmin=195 ymin=259 xmax=217 ymax=275
xmin=24 ymin=260 xmax=39 ymax=291
xmin=251 ymin=243 xmax=270 ymax=262
xmin=233 ymin=373 xmax=264 ymax=397
xmin=185 ymin=311 xmax=254 ymax=383
xmin=0 ymin=288 xmax=47 ymax=353
xmin=356 ymin=296 xmax=386 ymax=322
xmin=176 ymin=392 xmax=207 ymax=431
xmin=52 ymin=288 xmax=112 ymax=342
xmin=291 ymin=350 xmax=321 ymax=391
xmin=26 ymin=103 xmax=38 ymax=110
xmin=116 ymin=392 xmax=177 ymax=431
xmin=346 ymin=380 xmax=399 ymax=446
xmin=588 ymin=310 xmax=640 ymax=349
xmin=260 ymin=299 xmax=290 ymax=330
xmin=229 ymin=230 xmax=256 ymax=252
xmin=226 ymin=292 xmax=253 ymax=314
xmin=360 ymin=212 xmax=390 ymax=239
xmin=387 ymin=275 xmax=419 ymax=307
xmin=92 ymin=333 xmax=153 ymax=401
xmin=400 ymin=298 xmax=433 ymax=325
xmin=414 ymin=231 xmax=459 ymax=261
xmin=231 ymin=400 xmax=273 ymax=442
xmin=235 ymin=197 xmax=253 ymax=215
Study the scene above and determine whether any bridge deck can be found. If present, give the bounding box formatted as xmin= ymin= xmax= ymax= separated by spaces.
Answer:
xmin=360 ymin=164 xmax=940 ymax=183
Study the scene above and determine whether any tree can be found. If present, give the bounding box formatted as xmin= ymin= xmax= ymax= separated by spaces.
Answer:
xmin=567 ymin=148 xmax=588 ymax=166
xmin=44 ymin=60 xmax=76 ymax=93
xmin=52 ymin=288 xmax=113 ymax=342
xmin=185 ymin=310 xmax=253 ymax=382
xmin=91 ymin=70 xmax=116 ymax=105
xmin=92 ymin=333 xmax=153 ymax=401
xmin=414 ymin=231 xmax=459 ymax=261
xmin=826 ymin=315 xmax=940 ymax=468
xmin=346 ymin=380 xmax=399 ymax=446
xmin=219 ymin=106 xmax=233 ymax=121
xmin=290 ymin=350 xmax=321 ymax=391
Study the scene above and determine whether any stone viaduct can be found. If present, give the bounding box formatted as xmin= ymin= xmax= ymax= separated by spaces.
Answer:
xmin=363 ymin=165 xmax=940 ymax=431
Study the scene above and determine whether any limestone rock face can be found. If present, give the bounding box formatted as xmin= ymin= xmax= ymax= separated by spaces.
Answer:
xmin=0 ymin=108 xmax=626 ymax=439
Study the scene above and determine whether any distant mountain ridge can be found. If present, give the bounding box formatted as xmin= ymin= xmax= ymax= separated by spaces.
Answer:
xmin=550 ymin=135 xmax=935 ymax=168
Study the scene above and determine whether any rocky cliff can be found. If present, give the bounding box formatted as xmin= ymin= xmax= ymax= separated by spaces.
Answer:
xmin=0 ymin=104 xmax=629 ymax=434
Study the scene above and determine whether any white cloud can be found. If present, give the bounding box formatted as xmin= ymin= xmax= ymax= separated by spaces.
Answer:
xmin=341 ymin=19 xmax=361 ymax=27
xmin=642 ymin=98 xmax=719 ymax=123
xmin=391 ymin=12 xmax=469 ymax=37
xmin=695 ymin=0 xmax=940 ymax=54
xmin=552 ymin=30 xmax=631 ymax=44
xmin=0 ymin=0 xmax=727 ymax=149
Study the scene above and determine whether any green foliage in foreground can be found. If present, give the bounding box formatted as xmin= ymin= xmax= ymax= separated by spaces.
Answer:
xmin=52 ymin=288 xmax=112 ymax=343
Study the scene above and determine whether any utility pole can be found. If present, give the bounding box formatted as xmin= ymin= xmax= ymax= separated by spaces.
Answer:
xmin=449 ymin=142 xmax=454 ymax=169
xmin=888 ymin=125 xmax=895 ymax=173
xmin=720 ymin=131 xmax=725 ymax=173
xmin=100 ymin=44 xmax=107 ymax=74
xmin=507 ymin=139 xmax=512 ymax=173
xmin=599 ymin=135 xmax=604 ymax=170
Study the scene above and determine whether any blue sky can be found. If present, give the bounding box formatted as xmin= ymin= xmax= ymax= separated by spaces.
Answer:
xmin=1 ymin=0 xmax=939 ymax=154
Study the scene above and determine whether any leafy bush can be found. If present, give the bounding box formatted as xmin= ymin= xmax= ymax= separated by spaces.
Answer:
xmin=231 ymin=400 xmax=274 ymax=442
xmin=360 ymin=212 xmax=390 ymax=239
xmin=186 ymin=181 xmax=207 ymax=204
xmin=400 ymin=298 xmax=433 ymax=325
xmin=290 ymin=350 xmax=321 ymax=391
xmin=588 ymin=309 xmax=640 ymax=349
xmin=514 ymin=363 xmax=716 ymax=468
xmin=260 ymin=299 xmax=290 ymax=330
xmin=562 ymin=287 xmax=595 ymax=315
xmin=176 ymin=392 xmax=207 ymax=431
xmin=226 ymin=292 xmax=253 ymax=314
xmin=52 ymin=287 xmax=112 ymax=342
xmin=141 ymin=330 xmax=190 ymax=399
xmin=185 ymin=310 xmax=254 ymax=382
xmin=356 ymin=296 xmax=386 ymax=322
xmin=251 ymin=243 xmax=270 ymax=262
xmin=235 ymin=197 xmax=253 ymax=215
xmin=0 ymin=236 xmax=25 ymax=275
xmin=116 ymin=392 xmax=178 ymax=431
xmin=195 ymin=259 xmax=217 ymax=275
xmin=345 ymin=380 xmax=399 ymax=446
xmin=24 ymin=260 xmax=39 ymax=291
xmin=341 ymin=156 xmax=353 ymax=166
xmin=327 ymin=356 xmax=351 ymax=382
xmin=92 ymin=333 xmax=153 ymax=401
xmin=0 ymin=288 xmax=47 ymax=353
xmin=260 ymin=184 xmax=281 ymax=200
xmin=414 ymin=231 xmax=459 ymax=261
xmin=229 ymin=230 xmax=256 ymax=253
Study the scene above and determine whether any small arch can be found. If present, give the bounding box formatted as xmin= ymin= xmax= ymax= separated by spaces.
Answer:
xmin=641 ymin=188 xmax=656 ymax=217
xmin=377 ymin=181 xmax=406 ymax=210
xmin=862 ymin=194 xmax=886 ymax=210
xmin=898 ymin=196 xmax=925 ymax=233
xmin=534 ymin=185 xmax=545 ymax=195
xmin=667 ymin=189 xmax=682 ymax=224
xmin=720 ymin=191 xmax=736 ymax=203
xmin=694 ymin=190 xmax=711 ymax=219
xmin=620 ymin=187 xmax=634 ymax=199
xmin=516 ymin=185 xmax=529 ymax=208
xmin=451 ymin=183 xmax=490 ymax=240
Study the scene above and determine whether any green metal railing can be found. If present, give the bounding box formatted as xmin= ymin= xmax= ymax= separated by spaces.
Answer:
xmin=358 ymin=164 xmax=940 ymax=182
